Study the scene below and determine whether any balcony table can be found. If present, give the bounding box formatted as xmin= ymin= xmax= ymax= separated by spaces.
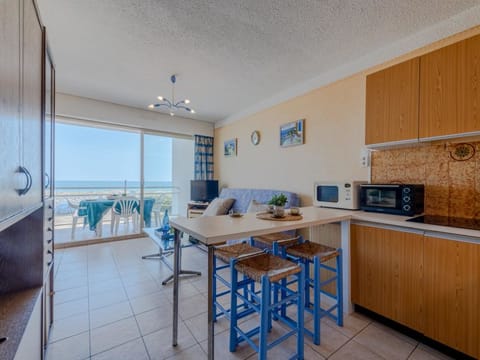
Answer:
xmin=169 ymin=206 xmax=353 ymax=360
xmin=78 ymin=198 xmax=155 ymax=233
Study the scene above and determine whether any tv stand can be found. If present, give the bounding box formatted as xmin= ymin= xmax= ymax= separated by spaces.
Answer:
xmin=187 ymin=201 xmax=209 ymax=218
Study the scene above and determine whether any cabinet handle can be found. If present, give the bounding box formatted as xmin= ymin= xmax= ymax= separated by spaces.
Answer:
xmin=47 ymin=249 xmax=53 ymax=266
xmin=47 ymin=239 xmax=53 ymax=244
xmin=48 ymin=204 xmax=53 ymax=209
xmin=0 ymin=337 xmax=7 ymax=344
xmin=47 ymin=227 xmax=53 ymax=232
xmin=16 ymin=166 xmax=32 ymax=196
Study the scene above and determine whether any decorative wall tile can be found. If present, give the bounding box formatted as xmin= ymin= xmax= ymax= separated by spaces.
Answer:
xmin=371 ymin=141 xmax=480 ymax=219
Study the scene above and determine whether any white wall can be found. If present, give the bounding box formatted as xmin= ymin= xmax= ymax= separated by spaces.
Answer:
xmin=172 ymin=138 xmax=194 ymax=216
xmin=56 ymin=93 xmax=214 ymax=137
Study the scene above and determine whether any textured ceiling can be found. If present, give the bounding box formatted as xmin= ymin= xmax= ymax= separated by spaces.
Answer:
xmin=37 ymin=0 xmax=480 ymax=124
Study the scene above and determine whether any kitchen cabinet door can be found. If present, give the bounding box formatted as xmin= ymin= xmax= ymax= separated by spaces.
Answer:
xmin=419 ymin=42 xmax=460 ymax=138
xmin=351 ymin=224 xmax=424 ymax=332
xmin=0 ymin=0 xmax=23 ymax=224
xmin=424 ymin=236 xmax=480 ymax=358
xmin=365 ymin=58 xmax=419 ymax=145
xmin=420 ymin=35 xmax=480 ymax=138
xmin=458 ymin=34 xmax=480 ymax=134
xmin=21 ymin=0 xmax=43 ymax=211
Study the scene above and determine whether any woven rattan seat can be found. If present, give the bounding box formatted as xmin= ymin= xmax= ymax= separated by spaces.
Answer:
xmin=214 ymin=242 xmax=263 ymax=263
xmin=286 ymin=241 xmax=339 ymax=262
xmin=235 ymin=253 xmax=301 ymax=283
xmin=252 ymin=232 xmax=300 ymax=247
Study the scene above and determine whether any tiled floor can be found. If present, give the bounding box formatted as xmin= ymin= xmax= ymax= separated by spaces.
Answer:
xmin=47 ymin=238 xmax=453 ymax=360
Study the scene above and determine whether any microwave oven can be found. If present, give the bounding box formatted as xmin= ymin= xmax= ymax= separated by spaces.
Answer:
xmin=314 ymin=181 xmax=366 ymax=210
xmin=359 ymin=184 xmax=424 ymax=216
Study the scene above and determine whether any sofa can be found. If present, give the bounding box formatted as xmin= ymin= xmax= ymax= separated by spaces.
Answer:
xmin=218 ymin=188 xmax=300 ymax=213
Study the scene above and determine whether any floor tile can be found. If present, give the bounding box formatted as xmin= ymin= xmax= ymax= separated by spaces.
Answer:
xmin=409 ymin=344 xmax=454 ymax=360
xmin=144 ymin=322 xmax=197 ymax=360
xmin=135 ymin=303 xmax=174 ymax=336
xmin=329 ymin=340 xmax=384 ymax=359
xmin=129 ymin=290 xmax=171 ymax=314
xmin=166 ymin=343 xmax=207 ymax=360
xmin=178 ymin=293 xmax=207 ymax=320
xmin=307 ymin=319 xmax=350 ymax=358
xmin=54 ymin=297 xmax=89 ymax=321
xmin=46 ymin=331 xmax=90 ymax=360
xmin=183 ymin=312 xmax=229 ymax=343
xmin=89 ymin=288 xmax=128 ymax=310
xmin=54 ymin=286 xmax=89 ymax=305
xmin=354 ymin=323 xmax=417 ymax=360
xmin=90 ymin=316 xmax=141 ymax=355
xmin=199 ymin=327 xmax=256 ymax=360
xmin=49 ymin=313 xmax=89 ymax=343
xmin=124 ymin=279 xmax=161 ymax=299
xmin=91 ymin=338 xmax=149 ymax=360
xmin=90 ymin=300 xmax=133 ymax=329
xmin=324 ymin=311 xmax=371 ymax=338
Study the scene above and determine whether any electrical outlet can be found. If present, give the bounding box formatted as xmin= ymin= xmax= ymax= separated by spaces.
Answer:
xmin=360 ymin=148 xmax=369 ymax=168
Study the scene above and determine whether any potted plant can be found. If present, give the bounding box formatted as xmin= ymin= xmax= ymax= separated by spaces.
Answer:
xmin=268 ymin=193 xmax=288 ymax=217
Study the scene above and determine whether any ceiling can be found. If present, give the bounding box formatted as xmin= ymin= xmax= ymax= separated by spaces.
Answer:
xmin=37 ymin=0 xmax=480 ymax=124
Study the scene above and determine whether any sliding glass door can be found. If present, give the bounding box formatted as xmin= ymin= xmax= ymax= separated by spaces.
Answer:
xmin=54 ymin=121 xmax=193 ymax=246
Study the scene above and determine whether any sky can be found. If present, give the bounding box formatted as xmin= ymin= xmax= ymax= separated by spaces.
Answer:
xmin=55 ymin=122 xmax=173 ymax=182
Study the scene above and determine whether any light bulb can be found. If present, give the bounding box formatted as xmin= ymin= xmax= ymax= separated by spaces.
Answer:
xmin=157 ymin=96 xmax=164 ymax=101
xmin=170 ymin=112 xmax=174 ymax=116
xmin=148 ymin=104 xmax=154 ymax=109
xmin=185 ymin=99 xmax=190 ymax=104
xmin=190 ymin=109 xmax=195 ymax=114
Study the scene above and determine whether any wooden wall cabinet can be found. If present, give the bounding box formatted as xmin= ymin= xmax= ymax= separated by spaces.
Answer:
xmin=420 ymin=34 xmax=480 ymax=139
xmin=424 ymin=236 xmax=480 ymax=358
xmin=365 ymin=58 xmax=420 ymax=145
xmin=366 ymin=33 xmax=480 ymax=145
xmin=351 ymin=224 xmax=424 ymax=332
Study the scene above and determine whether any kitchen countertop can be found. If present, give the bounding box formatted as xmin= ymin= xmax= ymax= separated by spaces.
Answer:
xmin=321 ymin=208 xmax=480 ymax=240
xmin=0 ymin=287 xmax=42 ymax=360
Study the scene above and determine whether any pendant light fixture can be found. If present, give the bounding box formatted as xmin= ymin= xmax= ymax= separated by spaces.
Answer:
xmin=148 ymin=74 xmax=195 ymax=116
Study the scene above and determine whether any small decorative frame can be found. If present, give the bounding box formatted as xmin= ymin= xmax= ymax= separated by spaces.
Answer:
xmin=280 ymin=119 xmax=304 ymax=147
xmin=224 ymin=138 xmax=237 ymax=157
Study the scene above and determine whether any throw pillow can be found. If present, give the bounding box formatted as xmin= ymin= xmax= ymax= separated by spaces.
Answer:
xmin=246 ymin=199 xmax=267 ymax=213
xmin=202 ymin=197 xmax=235 ymax=216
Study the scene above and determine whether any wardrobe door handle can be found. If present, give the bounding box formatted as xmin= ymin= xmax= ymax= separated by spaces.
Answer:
xmin=45 ymin=172 xmax=50 ymax=189
xmin=16 ymin=166 xmax=32 ymax=195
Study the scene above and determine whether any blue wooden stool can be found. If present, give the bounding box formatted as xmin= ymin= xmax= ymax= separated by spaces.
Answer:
xmin=213 ymin=242 xmax=264 ymax=321
xmin=230 ymin=253 xmax=305 ymax=360
xmin=285 ymin=241 xmax=343 ymax=345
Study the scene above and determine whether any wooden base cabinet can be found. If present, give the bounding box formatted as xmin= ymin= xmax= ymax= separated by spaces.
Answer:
xmin=351 ymin=224 xmax=424 ymax=332
xmin=424 ymin=236 xmax=480 ymax=358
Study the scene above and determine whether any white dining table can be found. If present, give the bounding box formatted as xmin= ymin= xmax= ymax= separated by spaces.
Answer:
xmin=169 ymin=206 xmax=353 ymax=360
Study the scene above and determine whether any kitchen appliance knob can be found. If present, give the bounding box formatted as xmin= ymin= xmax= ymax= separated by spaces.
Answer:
xmin=403 ymin=187 xmax=411 ymax=194
xmin=403 ymin=204 xmax=411 ymax=212
xmin=403 ymin=196 xmax=411 ymax=203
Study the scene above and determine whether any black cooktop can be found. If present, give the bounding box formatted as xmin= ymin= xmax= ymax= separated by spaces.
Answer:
xmin=407 ymin=215 xmax=480 ymax=231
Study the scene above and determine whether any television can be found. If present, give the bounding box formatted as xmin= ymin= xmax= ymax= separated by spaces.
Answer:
xmin=190 ymin=180 xmax=219 ymax=202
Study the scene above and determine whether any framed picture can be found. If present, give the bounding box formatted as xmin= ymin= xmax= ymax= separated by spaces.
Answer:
xmin=280 ymin=119 xmax=304 ymax=147
xmin=224 ymin=138 xmax=237 ymax=157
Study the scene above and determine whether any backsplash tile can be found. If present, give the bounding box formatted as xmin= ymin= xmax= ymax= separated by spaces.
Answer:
xmin=371 ymin=141 xmax=480 ymax=218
